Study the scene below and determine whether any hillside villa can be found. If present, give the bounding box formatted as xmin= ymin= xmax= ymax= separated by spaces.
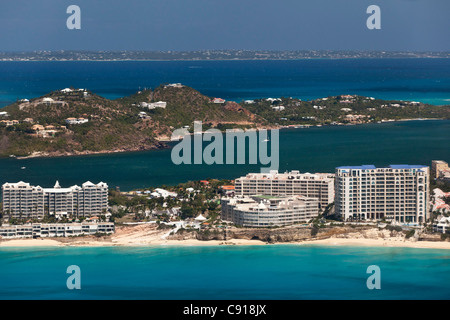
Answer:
xmin=65 ymin=117 xmax=89 ymax=125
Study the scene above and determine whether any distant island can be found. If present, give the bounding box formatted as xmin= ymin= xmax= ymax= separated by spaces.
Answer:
xmin=0 ymin=50 xmax=449 ymax=61
xmin=0 ymin=84 xmax=449 ymax=158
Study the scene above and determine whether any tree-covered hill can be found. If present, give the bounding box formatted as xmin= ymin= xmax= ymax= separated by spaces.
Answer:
xmin=0 ymin=86 xmax=448 ymax=158
xmin=0 ymin=85 xmax=262 ymax=157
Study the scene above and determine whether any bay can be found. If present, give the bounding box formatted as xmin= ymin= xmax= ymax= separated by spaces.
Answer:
xmin=0 ymin=120 xmax=448 ymax=191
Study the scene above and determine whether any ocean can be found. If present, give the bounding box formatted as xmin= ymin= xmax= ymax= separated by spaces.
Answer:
xmin=0 ymin=58 xmax=449 ymax=108
xmin=0 ymin=59 xmax=449 ymax=301
xmin=0 ymin=245 xmax=449 ymax=300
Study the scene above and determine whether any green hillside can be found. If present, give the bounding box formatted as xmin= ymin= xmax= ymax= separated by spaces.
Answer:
xmin=0 ymin=85 xmax=448 ymax=158
xmin=0 ymin=85 xmax=261 ymax=157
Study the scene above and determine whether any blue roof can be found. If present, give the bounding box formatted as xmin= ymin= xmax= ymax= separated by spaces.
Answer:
xmin=337 ymin=164 xmax=426 ymax=170
xmin=337 ymin=165 xmax=376 ymax=170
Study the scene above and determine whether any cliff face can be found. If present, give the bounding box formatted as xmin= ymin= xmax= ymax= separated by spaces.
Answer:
xmin=168 ymin=226 xmax=381 ymax=243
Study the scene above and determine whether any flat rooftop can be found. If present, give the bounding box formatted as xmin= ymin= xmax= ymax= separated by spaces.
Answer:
xmin=337 ymin=164 xmax=427 ymax=170
xmin=238 ymin=170 xmax=334 ymax=180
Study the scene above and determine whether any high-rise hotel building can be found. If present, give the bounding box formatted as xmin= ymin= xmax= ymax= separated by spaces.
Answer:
xmin=234 ymin=170 xmax=334 ymax=209
xmin=335 ymin=165 xmax=429 ymax=223
xmin=1 ymin=182 xmax=45 ymax=219
xmin=2 ymin=181 xmax=108 ymax=219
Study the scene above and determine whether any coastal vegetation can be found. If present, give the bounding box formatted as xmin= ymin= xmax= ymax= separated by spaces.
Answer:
xmin=0 ymin=85 xmax=448 ymax=158
xmin=108 ymin=179 xmax=231 ymax=224
xmin=243 ymin=95 xmax=450 ymax=126
xmin=0 ymin=85 xmax=264 ymax=157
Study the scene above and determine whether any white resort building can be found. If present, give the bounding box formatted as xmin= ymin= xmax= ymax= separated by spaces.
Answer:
xmin=335 ymin=165 xmax=429 ymax=223
xmin=0 ymin=222 xmax=115 ymax=239
xmin=1 ymin=182 xmax=45 ymax=219
xmin=2 ymin=181 xmax=109 ymax=219
xmin=221 ymin=195 xmax=319 ymax=227
xmin=234 ymin=170 xmax=334 ymax=209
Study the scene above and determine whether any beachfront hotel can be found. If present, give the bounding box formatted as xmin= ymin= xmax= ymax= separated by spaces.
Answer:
xmin=2 ymin=181 xmax=108 ymax=219
xmin=0 ymin=222 xmax=115 ymax=239
xmin=234 ymin=170 xmax=334 ymax=209
xmin=335 ymin=165 xmax=429 ymax=223
xmin=221 ymin=195 xmax=319 ymax=227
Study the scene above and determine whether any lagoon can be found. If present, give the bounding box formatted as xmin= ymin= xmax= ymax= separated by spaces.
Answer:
xmin=0 ymin=120 xmax=448 ymax=191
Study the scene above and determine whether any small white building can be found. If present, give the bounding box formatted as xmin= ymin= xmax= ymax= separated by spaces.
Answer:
xmin=433 ymin=217 xmax=450 ymax=234
xmin=266 ymin=98 xmax=281 ymax=103
xmin=194 ymin=214 xmax=207 ymax=223
xmin=164 ymin=83 xmax=184 ymax=88
xmin=138 ymin=112 xmax=150 ymax=119
xmin=149 ymin=101 xmax=167 ymax=109
xmin=151 ymin=188 xmax=178 ymax=199
xmin=211 ymin=98 xmax=225 ymax=104
xmin=141 ymin=101 xmax=167 ymax=109
xmin=65 ymin=117 xmax=89 ymax=125
xmin=42 ymin=97 xmax=55 ymax=104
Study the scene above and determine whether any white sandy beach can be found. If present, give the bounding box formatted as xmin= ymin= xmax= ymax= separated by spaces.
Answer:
xmin=0 ymin=239 xmax=64 ymax=247
xmin=294 ymin=238 xmax=450 ymax=249
xmin=1 ymin=224 xmax=449 ymax=249
xmin=1 ymin=236 xmax=450 ymax=249
xmin=0 ymin=238 xmax=267 ymax=247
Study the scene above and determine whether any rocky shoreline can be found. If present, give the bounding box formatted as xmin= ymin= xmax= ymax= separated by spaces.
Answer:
xmin=168 ymin=225 xmax=449 ymax=246
xmin=14 ymin=141 xmax=168 ymax=159
xmin=1 ymin=224 xmax=450 ymax=249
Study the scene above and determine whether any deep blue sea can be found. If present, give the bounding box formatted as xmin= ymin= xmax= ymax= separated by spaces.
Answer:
xmin=0 ymin=245 xmax=449 ymax=300
xmin=0 ymin=59 xmax=449 ymax=107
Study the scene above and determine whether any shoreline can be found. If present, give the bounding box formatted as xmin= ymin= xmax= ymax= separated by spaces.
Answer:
xmin=9 ymin=118 xmax=449 ymax=160
xmin=1 ymin=237 xmax=450 ymax=250
xmin=1 ymin=57 xmax=449 ymax=63
xmin=14 ymin=142 xmax=169 ymax=160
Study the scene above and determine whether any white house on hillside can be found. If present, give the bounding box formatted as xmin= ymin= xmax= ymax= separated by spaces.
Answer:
xmin=65 ymin=117 xmax=89 ymax=125
xmin=211 ymin=98 xmax=225 ymax=104
xmin=140 ymin=101 xmax=167 ymax=109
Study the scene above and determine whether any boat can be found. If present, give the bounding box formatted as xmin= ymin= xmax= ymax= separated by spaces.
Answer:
xmin=21 ymin=167 xmax=26 ymax=169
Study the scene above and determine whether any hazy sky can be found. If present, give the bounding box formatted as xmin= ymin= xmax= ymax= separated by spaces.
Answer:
xmin=0 ymin=0 xmax=449 ymax=51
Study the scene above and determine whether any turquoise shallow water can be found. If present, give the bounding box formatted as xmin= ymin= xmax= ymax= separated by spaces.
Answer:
xmin=0 ymin=245 xmax=449 ymax=300
xmin=0 ymin=120 xmax=448 ymax=191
